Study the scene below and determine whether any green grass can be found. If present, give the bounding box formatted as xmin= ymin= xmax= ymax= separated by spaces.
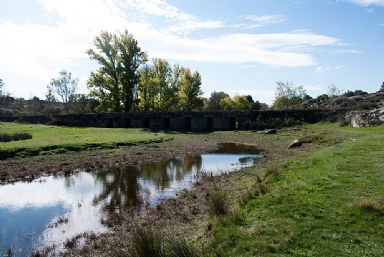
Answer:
xmin=0 ymin=122 xmax=171 ymax=159
xmin=205 ymin=125 xmax=384 ymax=257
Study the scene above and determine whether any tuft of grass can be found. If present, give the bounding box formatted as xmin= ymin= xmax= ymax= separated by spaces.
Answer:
xmin=166 ymin=237 xmax=200 ymax=257
xmin=111 ymin=226 xmax=199 ymax=257
xmin=239 ymin=180 xmax=269 ymax=208
xmin=355 ymin=197 xmax=384 ymax=216
xmin=207 ymin=190 xmax=229 ymax=217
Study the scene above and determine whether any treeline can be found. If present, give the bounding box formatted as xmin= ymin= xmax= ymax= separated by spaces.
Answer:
xmin=86 ymin=31 xmax=204 ymax=112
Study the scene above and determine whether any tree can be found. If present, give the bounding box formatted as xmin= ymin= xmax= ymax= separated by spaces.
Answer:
xmin=272 ymin=81 xmax=307 ymax=110
xmin=178 ymin=69 xmax=204 ymax=111
xmin=207 ymin=91 xmax=229 ymax=110
xmin=233 ymin=95 xmax=251 ymax=110
xmin=327 ymin=84 xmax=342 ymax=98
xmin=87 ymin=31 xmax=122 ymax=112
xmin=118 ymin=30 xmax=147 ymax=112
xmin=45 ymin=87 xmax=57 ymax=102
xmin=0 ymin=78 xmax=10 ymax=97
xmin=380 ymin=82 xmax=384 ymax=92
xmin=87 ymin=31 xmax=147 ymax=112
xmin=138 ymin=65 xmax=156 ymax=111
xmin=0 ymin=78 xmax=4 ymax=96
xmin=151 ymin=58 xmax=180 ymax=112
xmin=219 ymin=96 xmax=235 ymax=110
xmin=48 ymin=70 xmax=78 ymax=113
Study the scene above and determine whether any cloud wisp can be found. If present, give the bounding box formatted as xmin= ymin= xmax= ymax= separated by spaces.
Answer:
xmin=341 ymin=0 xmax=384 ymax=6
xmin=240 ymin=15 xmax=286 ymax=29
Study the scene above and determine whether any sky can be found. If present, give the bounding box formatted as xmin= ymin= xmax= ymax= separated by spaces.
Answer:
xmin=0 ymin=0 xmax=383 ymax=104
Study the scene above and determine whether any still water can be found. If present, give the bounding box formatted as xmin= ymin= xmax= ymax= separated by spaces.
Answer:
xmin=0 ymin=143 xmax=261 ymax=256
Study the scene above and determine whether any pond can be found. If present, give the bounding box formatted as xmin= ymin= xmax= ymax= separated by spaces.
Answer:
xmin=0 ymin=143 xmax=261 ymax=256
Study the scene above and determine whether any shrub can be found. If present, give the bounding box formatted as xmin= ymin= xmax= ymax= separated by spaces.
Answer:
xmin=0 ymin=132 xmax=32 ymax=142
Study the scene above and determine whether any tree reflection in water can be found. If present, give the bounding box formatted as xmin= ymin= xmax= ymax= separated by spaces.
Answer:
xmin=92 ymin=166 xmax=142 ymax=214
xmin=92 ymin=155 xmax=203 ymax=214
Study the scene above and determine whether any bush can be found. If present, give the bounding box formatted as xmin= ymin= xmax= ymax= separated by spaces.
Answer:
xmin=0 ymin=132 xmax=32 ymax=142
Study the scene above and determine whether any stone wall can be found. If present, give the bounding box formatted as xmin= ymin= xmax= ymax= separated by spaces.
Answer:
xmin=0 ymin=109 xmax=348 ymax=131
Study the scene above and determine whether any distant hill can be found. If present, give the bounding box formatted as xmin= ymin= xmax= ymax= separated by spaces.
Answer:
xmin=303 ymin=91 xmax=384 ymax=110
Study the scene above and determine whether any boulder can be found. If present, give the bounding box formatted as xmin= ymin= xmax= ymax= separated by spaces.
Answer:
xmin=347 ymin=108 xmax=384 ymax=128
xmin=257 ymin=129 xmax=278 ymax=134
xmin=288 ymin=139 xmax=302 ymax=149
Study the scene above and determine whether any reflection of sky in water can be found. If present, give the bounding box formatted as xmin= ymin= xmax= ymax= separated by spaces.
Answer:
xmin=0 ymin=152 xmax=260 ymax=256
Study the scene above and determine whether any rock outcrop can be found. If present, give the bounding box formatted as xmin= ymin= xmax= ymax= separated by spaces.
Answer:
xmin=347 ymin=108 xmax=384 ymax=128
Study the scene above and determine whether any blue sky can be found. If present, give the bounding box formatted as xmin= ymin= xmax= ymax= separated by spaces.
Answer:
xmin=0 ymin=0 xmax=383 ymax=104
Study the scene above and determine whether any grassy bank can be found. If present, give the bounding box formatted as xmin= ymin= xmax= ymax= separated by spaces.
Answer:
xmin=0 ymin=122 xmax=171 ymax=159
xmin=205 ymin=125 xmax=384 ymax=256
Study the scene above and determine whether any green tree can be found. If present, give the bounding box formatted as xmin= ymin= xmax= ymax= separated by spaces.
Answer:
xmin=118 ymin=30 xmax=147 ymax=112
xmin=87 ymin=31 xmax=122 ymax=112
xmin=207 ymin=91 xmax=229 ymax=110
xmin=179 ymin=69 xmax=204 ymax=111
xmin=219 ymin=96 xmax=235 ymax=110
xmin=138 ymin=65 xmax=156 ymax=111
xmin=48 ymin=70 xmax=78 ymax=113
xmin=380 ymin=82 xmax=384 ymax=92
xmin=151 ymin=58 xmax=180 ymax=111
xmin=233 ymin=95 xmax=251 ymax=110
xmin=272 ymin=81 xmax=307 ymax=110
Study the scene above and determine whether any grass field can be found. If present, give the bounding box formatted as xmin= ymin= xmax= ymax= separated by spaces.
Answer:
xmin=204 ymin=125 xmax=384 ymax=257
xmin=0 ymin=122 xmax=171 ymax=159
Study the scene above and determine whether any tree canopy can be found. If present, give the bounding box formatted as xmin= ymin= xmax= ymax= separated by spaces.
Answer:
xmin=207 ymin=91 xmax=229 ymax=110
xmin=87 ymin=30 xmax=147 ymax=112
xmin=48 ymin=70 xmax=78 ymax=113
xmin=272 ymin=81 xmax=307 ymax=110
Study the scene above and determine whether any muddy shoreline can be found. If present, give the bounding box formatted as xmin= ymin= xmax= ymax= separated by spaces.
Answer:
xmin=0 ymin=137 xmax=217 ymax=185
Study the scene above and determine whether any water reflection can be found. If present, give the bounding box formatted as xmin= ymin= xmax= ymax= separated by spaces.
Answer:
xmin=0 ymin=145 xmax=261 ymax=256
xmin=92 ymin=167 xmax=142 ymax=213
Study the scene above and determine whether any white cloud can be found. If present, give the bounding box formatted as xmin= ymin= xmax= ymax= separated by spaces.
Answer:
xmin=313 ymin=66 xmax=329 ymax=74
xmin=313 ymin=65 xmax=344 ymax=74
xmin=240 ymin=15 xmax=285 ymax=29
xmin=0 ymin=0 xmax=341 ymax=98
xmin=342 ymin=0 xmax=384 ymax=6
xmin=331 ymin=49 xmax=362 ymax=54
